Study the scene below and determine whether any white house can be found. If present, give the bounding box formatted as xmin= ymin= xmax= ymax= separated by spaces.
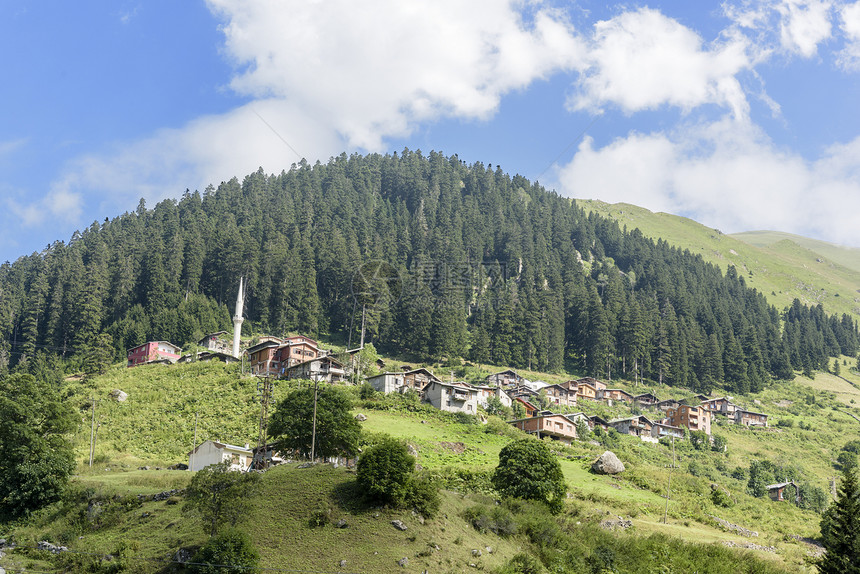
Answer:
xmin=423 ymin=381 xmax=479 ymax=414
xmin=367 ymin=372 xmax=405 ymax=394
xmin=469 ymin=384 xmax=513 ymax=409
xmin=188 ymin=440 xmax=253 ymax=472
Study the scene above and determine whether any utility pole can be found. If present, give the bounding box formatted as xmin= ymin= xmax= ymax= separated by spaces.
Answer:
xmin=88 ymin=398 xmax=97 ymax=468
xmin=663 ymin=436 xmax=676 ymax=524
xmin=189 ymin=411 xmax=198 ymax=471
xmin=310 ymin=375 xmax=319 ymax=463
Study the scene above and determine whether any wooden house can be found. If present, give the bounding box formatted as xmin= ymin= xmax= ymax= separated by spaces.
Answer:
xmin=403 ymin=368 xmax=441 ymax=391
xmin=508 ymin=413 xmax=579 ymax=445
xmin=576 ymin=381 xmax=603 ymax=401
xmin=246 ymin=339 xmax=283 ymax=376
xmin=651 ymin=422 xmax=684 ymax=440
xmin=127 ymin=341 xmax=182 ymax=367
xmin=701 ymin=396 xmax=737 ymax=416
xmin=766 ymin=481 xmax=800 ymax=504
xmin=666 ymin=404 xmax=711 ymax=435
xmin=576 ymin=377 xmax=607 ymax=391
xmin=607 ymin=415 xmax=654 ymax=437
xmin=588 ymin=415 xmax=610 ymax=431
xmin=514 ymin=397 xmax=540 ymax=418
xmin=604 ymin=389 xmax=634 ymax=404
xmin=543 ymin=384 xmax=578 ymax=408
xmin=486 ymin=369 xmax=525 ymax=388
xmin=734 ymin=409 xmax=768 ymax=427
xmin=283 ymin=356 xmax=346 ymax=383
xmin=633 ymin=393 xmax=659 ymax=407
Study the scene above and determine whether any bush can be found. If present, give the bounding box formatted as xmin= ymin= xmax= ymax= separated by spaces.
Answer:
xmin=356 ymin=437 xmax=414 ymax=507
xmin=405 ymin=475 xmax=441 ymax=518
xmin=463 ymin=504 xmax=518 ymax=536
xmin=710 ymin=485 xmax=734 ymax=508
xmin=498 ymin=553 xmax=546 ymax=574
xmin=493 ymin=438 xmax=566 ymax=514
xmin=189 ymin=527 xmax=259 ymax=573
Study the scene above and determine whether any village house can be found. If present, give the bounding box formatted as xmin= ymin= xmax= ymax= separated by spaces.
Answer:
xmin=575 ymin=381 xmax=603 ymax=402
xmin=588 ymin=415 xmax=610 ymax=431
xmin=607 ymin=415 xmax=654 ymax=437
xmin=468 ymin=384 xmax=513 ymax=409
xmin=245 ymin=339 xmax=283 ymax=376
xmin=576 ymin=377 xmax=607 ymax=391
xmin=188 ymin=440 xmax=253 ymax=472
xmin=564 ymin=412 xmax=590 ymax=426
xmin=127 ymin=341 xmax=182 ymax=367
xmin=423 ymin=380 xmax=479 ymax=414
xmin=651 ymin=422 xmax=685 ymax=440
xmin=701 ymin=396 xmax=737 ymax=416
xmin=366 ymin=372 xmax=405 ymax=394
xmin=283 ymin=356 xmax=346 ymax=383
xmin=402 ymin=368 xmax=441 ymax=391
xmin=655 ymin=398 xmax=681 ymax=412
xmin=198 ymin=331 xmax=232 ymax=354
xmin=665 ymin=404 xmax=712 ymax=435
xmin=514 ymin=397 xmax=540 ymax=418
xmin=543 ymin=384 xmax=578 ymax=408
xmin=604 ymin=388 xmax=634 ymax=404
xmin=245 ymin=336 xmax=324 ymax=378
xmin=633 ymin=393 xmax=660 ymax=407
xmin=486 ymin=369 xmax=525 ymax=388
xmin=508 ymin=413 xmax=578 ymax=445
xmin=734 ymin=408 xmax=769 ymax=427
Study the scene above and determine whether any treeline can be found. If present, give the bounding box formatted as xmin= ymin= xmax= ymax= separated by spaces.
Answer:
xmin=0 ymin=150 xmax=856 ymax=393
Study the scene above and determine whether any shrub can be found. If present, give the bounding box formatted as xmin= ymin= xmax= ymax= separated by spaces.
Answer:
xmin=710 ymin=485 xmax=734 ymax=508
xmin=463 ymin=504 xmax=518 ymax=536
xmin=498 ymin=553 xmax=546 ymax=574
xmin=493 ymin=438 xmax=567 ymax=514
xmin=405 ymin=475 xmax=441 ymax=518
xmin=189 ymin=528 xmax=260 ymax=574
xmin=356 ymin=437 xmax=414 ymax=507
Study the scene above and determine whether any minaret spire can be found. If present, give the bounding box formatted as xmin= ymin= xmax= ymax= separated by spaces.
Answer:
xmin=232 ymin=276 xmax=244 ymax=358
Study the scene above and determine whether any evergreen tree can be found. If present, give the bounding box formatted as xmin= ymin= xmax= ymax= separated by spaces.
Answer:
xmin=819 ymin=466 xmax=860 ymax=574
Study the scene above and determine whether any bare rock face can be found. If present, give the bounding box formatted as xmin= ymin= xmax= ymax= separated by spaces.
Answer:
xmin=592 ymin=451 xmax=625 ymax=475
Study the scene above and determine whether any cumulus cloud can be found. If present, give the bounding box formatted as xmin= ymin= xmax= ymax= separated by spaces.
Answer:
xmin=838 ymin=1 xmax=860 ymax=69
xmin=207 ymin=0 xmax=585 ymax=150
xmin=555 ymin=119 xmax=860 ymax=246
xmin=569 ymin=8 xmax=752 ymax=119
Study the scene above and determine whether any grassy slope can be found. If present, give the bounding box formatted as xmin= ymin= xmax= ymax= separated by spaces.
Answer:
xmin=577 ymin=199 xmax=860 ymax=318
xmin=8 ymin=358 xmax=860 ymax=572
xmin=731 ymin=230 xmax=860 ymax=275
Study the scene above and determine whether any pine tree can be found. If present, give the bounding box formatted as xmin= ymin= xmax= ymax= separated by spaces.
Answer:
xmin=819 ymin=466 xmax=860 ymax=574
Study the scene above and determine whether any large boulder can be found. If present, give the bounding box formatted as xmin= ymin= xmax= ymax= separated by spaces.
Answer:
xmin=592 ymin=451 xmax=625 ymax=475
xmin=109 ymin=389 xmax=128 ymax=402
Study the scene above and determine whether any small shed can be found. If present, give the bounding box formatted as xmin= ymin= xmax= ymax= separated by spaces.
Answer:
xmin=766 ymin=481 xmax=801 ymax=504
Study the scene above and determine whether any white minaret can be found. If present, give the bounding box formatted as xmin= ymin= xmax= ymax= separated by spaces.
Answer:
xmin=232 ymin=277 xmax=244 ymax=358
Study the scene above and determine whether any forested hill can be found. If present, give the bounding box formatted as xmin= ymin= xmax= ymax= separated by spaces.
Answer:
xmin=1 ymin=150 xmax=857 ymax=393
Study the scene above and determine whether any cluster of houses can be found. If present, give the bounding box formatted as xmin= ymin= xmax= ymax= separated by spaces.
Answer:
xmin=126 ymin=330 xmax=769 ymax=468
xmin=367 ymin=367 xmax=769 ymax=447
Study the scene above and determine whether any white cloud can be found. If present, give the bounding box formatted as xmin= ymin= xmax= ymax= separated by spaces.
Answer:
xmin=556 ymin=118 xmax=860 ymax=247
xmin=724 ymin=0 xmax=835 ymax=58
xmin=208 ymin=0 xmax=585 ymax=150
xmin=8 ymin=179 xmax=83 ymax=227
xmin=569 ymin=8 xmax=752 ymax=119
xmin=0 ymin=138 xmax=27 ymax=157
xmin=838 ymin=1 xmax=860 ymax=69
xmin=776 ymin=0 xmax=833 ymax=57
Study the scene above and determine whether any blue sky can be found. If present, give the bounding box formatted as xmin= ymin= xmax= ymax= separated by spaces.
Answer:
xmin=2 ymin=0 xmax=860 ymax=263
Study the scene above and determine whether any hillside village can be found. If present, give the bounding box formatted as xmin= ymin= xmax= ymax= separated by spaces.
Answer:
xmin=127 ymin=327 xmax=773 ymax=475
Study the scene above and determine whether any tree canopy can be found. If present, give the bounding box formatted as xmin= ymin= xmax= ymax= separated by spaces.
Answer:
xmin=819 ymin=465 xmax=860 ymax=574
xmin=0 ymin=373 xmax=76 ymax=519
xmin=492 ymin=438 xmax=566 ymax=514
xmin=268 ymin=385 xmax=361 ymax=460
xmin=184 ymin=462 xmax=260 ymax=537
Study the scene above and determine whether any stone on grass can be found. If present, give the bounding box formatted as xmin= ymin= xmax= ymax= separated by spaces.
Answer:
xmin=109 ymin=389 xmax=128 ymax=402
xmin=592 ymin=451 xmax=625 ymax=475
xmin=391 ymin=519 xmax=408 ymax=531
xmin=398 ymin=557 xmax=409 ymax=567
